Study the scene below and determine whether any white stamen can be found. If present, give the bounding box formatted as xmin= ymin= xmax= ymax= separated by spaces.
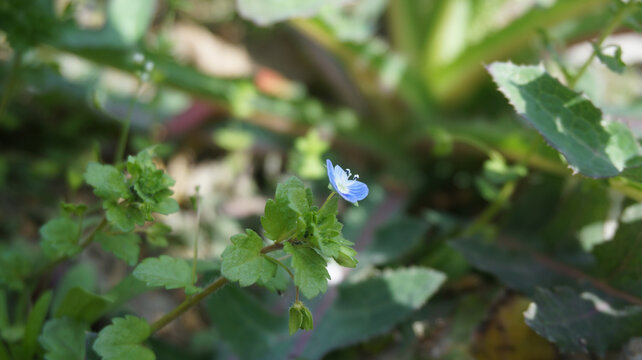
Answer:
xmin=353 ymin=174 xmax=359 ymax=180
xmin=346 ymin=169 xmax=351 ymax=177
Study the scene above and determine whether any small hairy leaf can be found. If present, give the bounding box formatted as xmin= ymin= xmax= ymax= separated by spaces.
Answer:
xmin=261 ymin=177 xmax=310 ymax=242
xmin=133 ymin=255 xmax=196 ymax=293
xmin=221 ymin=229 xmax=276 ymax=287
xmin=95 ymin=232 xmax=141 ymax=266
xmin=93 ymin=315 xmax=154 ymax=360
xmin=525 ymin=287 xmax=642 ymax=355
xmin=488 ymin=62 xmax=639 ymax=177
xmin=84 ymin=163 xmax=128 ymax=201
xmin=284 ymin=242 xmax=329 ymax=299
xmin=39 ymin=318 xmax=86 ymax=360
xmin=104 ymin=202 xmax=145 ymax=233
xmin=40 ymin=217 xmax=81 ymax=259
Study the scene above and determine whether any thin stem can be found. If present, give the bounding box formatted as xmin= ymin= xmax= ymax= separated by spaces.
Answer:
xmin=149 ymin=277 xmax=229 ymax=334
xmin=150 ymin=241 xmax=285 ymax=334
xmin=114 ymin=84 xmax=140 ymax=164
xmin=263 ymin=255 xmax=295 ymax=280
xmin=191 ymin=192 xmax=201 ymax=288
xmin=0 ymin=51 xmax=23 ymax=121
xmin=568 ymin=2 xmax=636 ymax=88
xmin=461 ymin=181 xmax=517 ymax=238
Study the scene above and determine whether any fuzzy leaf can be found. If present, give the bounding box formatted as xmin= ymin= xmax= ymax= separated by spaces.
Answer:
xmin=525 ymin=287 xmax=642 ymax=355
xmin=221 ymin=229 xmax=276 ymax=287
xmin=95 ymin=232 xmax=141 ymax=266
xmin=260 ymin=177 xmax=309 ymax=242
xmin=133 ymin=255 xmax=197 ymax=293
xmin=104 ymin=202 xmax=145 ymax=233
xmin=93 ymin=315 xmax=154 ymax=360
xmin=39 ymin=318 xmax=86 ymax=360
xmin=40 ymin=217 xmax=81 ymax=259
xmin=488 ymin=62 xmax=639 ymax=177
xmin=84 ymin=163 xmax=128 ymax=201
xmin=283 ymin=242 xmax=329 ymax=299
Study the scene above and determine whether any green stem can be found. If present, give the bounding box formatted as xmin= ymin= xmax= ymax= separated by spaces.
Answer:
xmin=568 ymin=2 xmax=636 ymax=88
xmin=191 ymin=194 xmax=201 ymax=288
xmin=462 ymin=181 xmax=517 ymax=237
xmin=114 ymin=85 xmax=139 ymax=164
xmin=0 ymin=51 xmax=23 ymax=122
xmin=150 ymin=241 xmax=285 ymax=334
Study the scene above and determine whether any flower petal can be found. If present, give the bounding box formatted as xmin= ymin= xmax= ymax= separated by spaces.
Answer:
xmin=326 ymin=159 xmax=338 ymax=192
xmin=346 ymin=181 xmax=368 ymax=202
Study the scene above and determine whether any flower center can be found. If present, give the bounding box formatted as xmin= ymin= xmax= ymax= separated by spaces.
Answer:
xmin=336 ymin=180 xmax=349 ymax=193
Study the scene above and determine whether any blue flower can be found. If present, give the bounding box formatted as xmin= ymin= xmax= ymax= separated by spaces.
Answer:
xmin=326 ymin=159 xmax=368 ymax=204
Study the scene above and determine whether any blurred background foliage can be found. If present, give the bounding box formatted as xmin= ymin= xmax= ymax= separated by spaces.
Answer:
xmin=1 ymin=0 xmax=642 ymax=359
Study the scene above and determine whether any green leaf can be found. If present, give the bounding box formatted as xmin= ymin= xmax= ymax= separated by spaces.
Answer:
xmin=83 ymin=163 xmax=128 ymax=201
xmin=288 ymin=306 xmax=303 ymax=336
xmin=39 ymin=318 xmax=86 ymax=360
xmin=144 ymin=222 xmax=171 ymax=247
xmin=0 ymin=245 xmax=32 ymax=291
xmin=237 ymin=0 xmax=347 ymax=26
xmin=104 ymin=202 xmax=145 ymax=232
xmin=525 ymin=287 xmax=642 ymax=355
xmin=312 ymin=195 xmax=346 ymax=258
xmin=151 ymin=197 xmax=179 ymax=215
xmin=359 ymin=217 xmax=429 ymax=266
xmin=302 ymin=267 xmax=445 ymax=358
xmin=95 ymin=232 xmax=141 ymax=266
xmin=593 ymin=220 xmax=642 ymax=297
xmin=40 ymin=217 xmax=81 ymax=259
xmin=93 ymin=315 xmax=154 ymax=360
xmin=52 ymin=263 xmax=97 ymax=314
xmin=221 ymin=229 xmax=276 ymax=287
xmin=205 ymin=286 xmax=293 ymax=360
xmin=261 ymin=177 xmax=310 ymax=242
xmin=256 ymin=256 xmax=291 ymax=293
xmin=22 ymin=291 xmax=53 ymax=360
xmin=593 ymin=43 xmax=626 ymax=74
xmin=487 ymin=62 xmax=639 ymax=177
xmin=54 ymin=287 xmax=113 ymax=324
xmin=283 ymin=242 xmax=329 ymax=299
xmin=133 ymin=255 xmax=196 ymax=293
xmin=451 ymin=237 xmax=575 ymax=295
xmin=107 ymin=0 xmax=155 ymax=45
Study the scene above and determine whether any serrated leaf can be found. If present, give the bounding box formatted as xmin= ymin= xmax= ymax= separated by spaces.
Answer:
xmin=93 ymin=315 xmax=154 ymax=360
xmin=84 ymin=163 xmax=128 ymax=201
xmin=221 ymin=229 xmax=276 ymax=287
xmin=40 ymin=217 xmax=81 ymax=259
xmin=525 ymin=287 xmax=642 ymax=355
xmin=95 ymin=232 xmax=141 ymax=266
xmin=261 ymin=177 xmax=309 ymax=242
xmin=104 ymin=202 xmax=145 ymax=232
xmin=283 ymin=242 xmax=329 ymax=299
xmin=39 ymin=318 xmax=86 ymax=360
xmin=256 ymin=258 xmax=291 ymax=292
xmin=593 ymin=44 xmax=626 ymax=74
xmin=488 ymin=62 xmax=639 ymax=178
xmin=133 ymin=255 xmax=196 ymax=293
xmin=302 ymin=267 xmax=445 ymax=358
xmin=151 ymin=197 xmax=179 ymax=215
xmin=312 ymin=195 xmax=347 ymax=258
xmin=108 ymin=0 xmax=155 ymax=45
xmin=54 ymin=287 xmax=113 ymax=324
xmin=237 ymin=0 xmax=348 ymax=26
